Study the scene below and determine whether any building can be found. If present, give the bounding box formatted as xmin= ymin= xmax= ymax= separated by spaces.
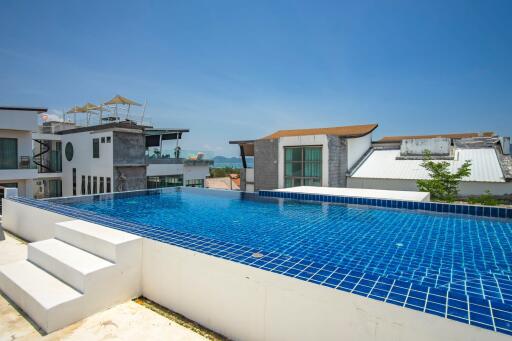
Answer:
xmin=1 ymin=97 xmax=212 ymax=199
xmin=231 ymin=126 xmax=512 ymax=196
xmin=0 ymin=106 xmax=46 ymax=197
xmin=347 ymin=133 xmax=512 ymax=196
xmin=230 ymin=124 xmax=378 ymax=192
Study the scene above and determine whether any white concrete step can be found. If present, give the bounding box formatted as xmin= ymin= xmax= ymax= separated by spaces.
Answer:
xmin=55 ymin=220 xmax=141 ymax=263
xmin=0 ymin=260 xmax=83 ymax=333
xmin=28 ymin=239 xmax=115 ymax=293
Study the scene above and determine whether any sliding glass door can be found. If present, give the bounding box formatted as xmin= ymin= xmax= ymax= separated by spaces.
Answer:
xmin=284 ymin=146 xmax=322 ymax=187
xmin=0 ymin=138 xmax=17 ymax=169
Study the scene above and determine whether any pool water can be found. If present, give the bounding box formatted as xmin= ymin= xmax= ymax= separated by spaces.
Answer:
xmin=50 ymin=187 xmax=512 ymax=334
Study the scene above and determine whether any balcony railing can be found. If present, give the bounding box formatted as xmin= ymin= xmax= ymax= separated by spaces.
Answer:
xmin=0 ymin=156 xmax=37 ymax=170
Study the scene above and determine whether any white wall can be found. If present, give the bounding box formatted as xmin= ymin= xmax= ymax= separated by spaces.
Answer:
xmin=347 ymin=177 xmax=512 ymax=196
xmin=183 ymin=164 xmax=210 ymax=182
xmin=347 ymin=134 xmax=372 ymax=170
xmin=61 ymin=131 xmax=114 ymax=196
xmin=142 ymin=238 xmax=505 ymax=341
xmin=278 ymin=135 xmax=329 ymax=188
xmin=0 ymin=110 xmax=39 ymax=132
xmin=146 ymin=164 xmax=183 ymax=177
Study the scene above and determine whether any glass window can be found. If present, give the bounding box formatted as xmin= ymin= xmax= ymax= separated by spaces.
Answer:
xmin=0 ymin=138 xmax=18 ymax=169
xmin=106 ymin=136 xmax=111 ymax=143
xmin=101 ymin=137 xmax=105 ymax=143
xmin=72 ymin=168 xmax=77 ymax=195
xmin=93 ymin=176 xmax=97 ymax=194
xmin=147 ymin=175 xmax=183 ymax=189
xmin=87 ymin=176 xmax=91 ymax=194
xmin=99 ymin=177 xmax=104 ymax=193
xmin=65 ymin=142 xmax=73 ymax=161
xmin=92 ymin=138 xmax=100 ymax=158
xmin=106 ymin=177 xmax=111 ymax=192
xmin=284 ymin=146 xmax=322 ymax=188
xmin=185 ymin=179 xmax=204 ymax=188
xmin=81 ymin=175 xmax=85 ymax=195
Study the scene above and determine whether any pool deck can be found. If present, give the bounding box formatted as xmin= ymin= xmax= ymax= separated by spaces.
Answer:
xmin=0 ymin=225 xmax=207 ymax=341
xmin=274 ymin=186 xmax=431 ymax=202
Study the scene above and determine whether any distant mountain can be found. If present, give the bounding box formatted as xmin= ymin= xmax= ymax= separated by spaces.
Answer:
xmin=212 ymin=156 xmax=254 ymax=168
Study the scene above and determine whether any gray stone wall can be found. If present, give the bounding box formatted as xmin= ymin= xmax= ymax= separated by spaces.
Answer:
xmin=254 ymin=139 xmax=279 ymax=190
xmin=240 ymin=168 xmax=247 ymax=191
xmin=327 ymin=135 xmax=348 ymax=187
xmin=114 ymin=166 xmax=147 ymax=192
xmin=113 ymin=132 xmax=146 ymax=166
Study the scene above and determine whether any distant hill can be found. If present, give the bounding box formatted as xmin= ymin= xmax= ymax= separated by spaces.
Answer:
xmin=213 ymin=156 xmax=254 ymax=168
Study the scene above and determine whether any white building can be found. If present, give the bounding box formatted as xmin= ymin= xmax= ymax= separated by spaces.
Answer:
xmin=0 ymin=106 xmax=46 ymax=197
xmin=231 ymin=127 xmax=512 ymax=196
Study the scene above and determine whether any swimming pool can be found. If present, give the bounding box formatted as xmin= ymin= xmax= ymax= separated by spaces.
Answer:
xmin=28 ymin=187 xmax=512 ymax=335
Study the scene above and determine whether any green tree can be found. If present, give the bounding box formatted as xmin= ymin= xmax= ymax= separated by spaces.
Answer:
xmin=416 ymin=151 xmax=471 ymax=202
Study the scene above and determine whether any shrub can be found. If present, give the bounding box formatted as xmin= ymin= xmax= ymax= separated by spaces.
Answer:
xmin=417 ymin=151 xmax=471 ymax=202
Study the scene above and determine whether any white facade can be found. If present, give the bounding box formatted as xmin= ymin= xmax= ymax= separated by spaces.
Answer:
xmin=61 ymin=131 xmax=114 ymax=197
xmin=346 ymin=133 xmax=372 ymax=170
xmin=0 ymin=109 xmax=42 ymax=197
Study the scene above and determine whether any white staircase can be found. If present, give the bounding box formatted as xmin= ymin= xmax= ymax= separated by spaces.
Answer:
xmin=0 ymin=220 xmax=142 ymax=333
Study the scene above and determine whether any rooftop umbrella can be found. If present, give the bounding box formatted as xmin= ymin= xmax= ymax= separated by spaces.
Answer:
xmin=104 ymin=95 xmax=141 ymax=120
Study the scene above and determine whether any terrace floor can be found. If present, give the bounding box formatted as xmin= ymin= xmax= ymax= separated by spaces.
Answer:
xmin=0 ymin=227 xmax=209 ymax=341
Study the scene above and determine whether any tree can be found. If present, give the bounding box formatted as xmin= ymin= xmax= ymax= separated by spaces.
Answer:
xmin=416 ymin=151 xmax=471 ymax=202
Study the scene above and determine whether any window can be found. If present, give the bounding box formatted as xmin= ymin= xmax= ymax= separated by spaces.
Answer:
xmin=101 ymin=137 xmax=105 ymax=143
xmin=87 ymin=176 xmax=91 ymax=194
xmin=65 ymin=142 xmax=74 ymax=161
xmin=0 ymin=138 xmax=18 ymax=169
xmin=284 ymin=146 xmax=322 ymax=188
xmin=147 ymin=175 xmax=183 ymax=189
xmin=99 ymin=177 xmax=104 ymax=193
xmin=106 ymin=177 xmax=111 ymax=192
xmin=72 ymin=168 xmax=77 ymax=195
xmin=106 ymin=136 xmax=111 ymax=143
xmin=92 ymin=138 xmax=100 ymax=158
xmin=93 ymin=176 xmax=98 ymax=194
xmin=185 ymin=179 xmax=204 ymax=188
xmin=81 ymin=175 xmax=85 ymax=195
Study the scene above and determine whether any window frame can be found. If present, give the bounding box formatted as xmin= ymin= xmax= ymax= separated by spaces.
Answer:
xmin=283 ymin=145 xmax=322 ymax=188
xmin=92 ymin=138 xmax=100 ymax=158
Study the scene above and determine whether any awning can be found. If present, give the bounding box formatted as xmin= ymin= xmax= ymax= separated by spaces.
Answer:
xmin=104 ymin=95 xmax=141 ymax=106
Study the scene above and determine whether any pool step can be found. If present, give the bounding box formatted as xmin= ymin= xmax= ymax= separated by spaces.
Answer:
xmin=28 ymin=239 xmax=115 ymax=293
xmin=0 ymin=220 xmax=142 ymax=333
xmin=0 ymin=260 xmax=83 ymax=332
xmin=55 ymin=220 xmax=140 ymax=263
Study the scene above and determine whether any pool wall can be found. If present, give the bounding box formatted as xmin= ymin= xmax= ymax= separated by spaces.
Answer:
xmin=1 ymin=198 xmax=509 ymax=341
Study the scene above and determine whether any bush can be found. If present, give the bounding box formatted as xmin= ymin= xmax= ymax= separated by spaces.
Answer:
xmin=417 ymin=151 xmax=471 ymax=202
xmin=466 ymin=191 xmax=502 ymax=206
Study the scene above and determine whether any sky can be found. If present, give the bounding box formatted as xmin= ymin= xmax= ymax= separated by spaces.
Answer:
xmin=0 ymin=0 xmax=511 ymax=156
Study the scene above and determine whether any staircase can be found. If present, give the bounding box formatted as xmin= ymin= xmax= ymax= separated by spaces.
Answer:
xmin=0 ymin=220 xmax=142 ymax=333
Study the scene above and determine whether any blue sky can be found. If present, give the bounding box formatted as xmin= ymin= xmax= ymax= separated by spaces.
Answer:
xmin=1 ymin=0 xmax=511 ymax=156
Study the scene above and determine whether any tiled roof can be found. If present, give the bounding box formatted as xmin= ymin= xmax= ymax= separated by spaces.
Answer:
xmin=379 ymin=132 xmax=494 ymax=143
xmin=262 ymin=124 xmax=378 ymax=140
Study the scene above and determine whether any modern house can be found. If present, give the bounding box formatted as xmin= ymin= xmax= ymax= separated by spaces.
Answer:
xmin=348 ymin=133 xmax=512 ymax=196
xmin=231 ymin=125 xmax=512 ymax=196
xmin=230 ymin=124 xmax=378 ymax=192
xmin=0 ymin=98 xmax=212 ymax=199
xmin=0 ymin=106 xmax=46 ymax=197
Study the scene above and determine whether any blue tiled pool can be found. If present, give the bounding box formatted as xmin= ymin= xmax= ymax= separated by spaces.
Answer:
xmin=16 ymin=187 xmax=512 ymax=335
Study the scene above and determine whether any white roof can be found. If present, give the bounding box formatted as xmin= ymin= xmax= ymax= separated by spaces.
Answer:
xmin=275 ymin=186 xmax=430 ymax=202
xmin=351 ymin=148 xmax=505 ymax=183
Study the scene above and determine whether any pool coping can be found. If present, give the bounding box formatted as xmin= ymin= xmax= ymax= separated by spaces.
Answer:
xmin=4 ymin=192 xmax=512 ymax=336
xmin=259 ymin=190 xmax=512 ymax=219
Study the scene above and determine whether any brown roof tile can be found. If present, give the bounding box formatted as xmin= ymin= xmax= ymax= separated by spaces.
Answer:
xmin=262 ymin=124 xmax=378 ymax=140
xmin=379 ymin=132 xmax=495 ymax=143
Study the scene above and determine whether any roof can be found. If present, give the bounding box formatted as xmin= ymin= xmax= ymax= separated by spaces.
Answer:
xmin=378 ymin=132 xmax=495 ymax=143
xmin=144 ymin=128 xmax=190 ymax=136
xmin=350 ymin=148 xmax=505 ymax=183
xmin=262 ymin=124 xmax=378 ymax=140
xmin=58 ymin=121 xmax=146 ymax=135
xmin=0 ymin=106 xmax=47 ymax=113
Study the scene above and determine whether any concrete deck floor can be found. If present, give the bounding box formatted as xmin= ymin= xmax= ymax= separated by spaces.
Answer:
xmin=0 ymin=227 xmax=208 ymax=341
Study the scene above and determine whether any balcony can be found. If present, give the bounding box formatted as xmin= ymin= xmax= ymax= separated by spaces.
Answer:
xmin=0 ymin=156 xmax=38 ymax=180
